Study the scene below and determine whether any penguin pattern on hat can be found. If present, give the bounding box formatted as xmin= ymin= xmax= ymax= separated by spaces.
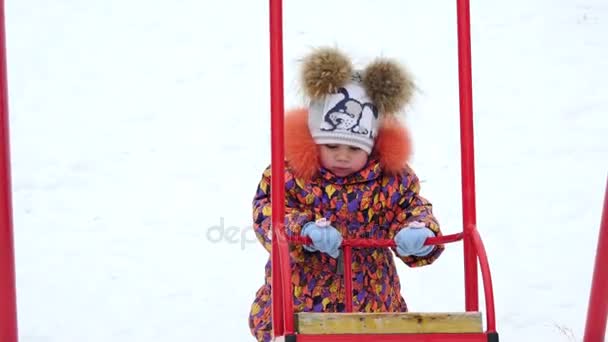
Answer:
xmin=320 ymin=86 xmax=378 ymax=137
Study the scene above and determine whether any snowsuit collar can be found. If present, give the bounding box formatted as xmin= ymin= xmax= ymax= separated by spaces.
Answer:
xmin=316 ymin=158 xmax=383 ymax=185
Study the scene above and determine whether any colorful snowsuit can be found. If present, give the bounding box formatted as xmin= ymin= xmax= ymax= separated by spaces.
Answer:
xmin=248 ymin=158 xmax=444 ymax=341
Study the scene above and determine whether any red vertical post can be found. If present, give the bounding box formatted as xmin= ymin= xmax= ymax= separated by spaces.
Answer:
xmin=0 ymin=1 xmax=18 ymax=342
xmin=456 ymin=0 xmax=479 ymax=312
xmin=269 ymin=0 xmax=292 ymax=337
xmin=583 ymin=178 xmax=608 ymax=342
xmin=343 ymin=247 xmax=353 ymax=312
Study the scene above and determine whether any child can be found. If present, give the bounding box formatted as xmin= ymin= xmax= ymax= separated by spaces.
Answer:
xmin=248 ymin=47 xmax=444 ymax=341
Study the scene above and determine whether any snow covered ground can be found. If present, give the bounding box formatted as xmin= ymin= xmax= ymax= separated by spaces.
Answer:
xmin=5 ymin=0 xmax=607 ymax=341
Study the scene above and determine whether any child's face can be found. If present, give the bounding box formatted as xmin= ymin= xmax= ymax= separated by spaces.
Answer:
xmin=319 ymin=144 xmax=369 ymax=177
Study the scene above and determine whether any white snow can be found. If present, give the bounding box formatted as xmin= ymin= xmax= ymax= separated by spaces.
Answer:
xmin=5 ymin=0 xmax=607 ymax=341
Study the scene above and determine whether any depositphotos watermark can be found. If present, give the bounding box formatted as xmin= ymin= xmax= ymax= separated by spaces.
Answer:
xmin=206 ymin=217 xmax=258 ymax=250
xmin=206 ymin=217 xmax=305 ymax=250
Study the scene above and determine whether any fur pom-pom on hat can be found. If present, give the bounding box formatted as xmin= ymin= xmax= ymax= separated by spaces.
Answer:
xmin=301 ymin=47 xmax=353 ymax=99
xmin=362 ymin=59 xmax=414 ymax=115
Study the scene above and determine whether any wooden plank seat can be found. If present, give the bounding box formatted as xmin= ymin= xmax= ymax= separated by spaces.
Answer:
xmin=296 ymin=312 xmax=483 ymax=334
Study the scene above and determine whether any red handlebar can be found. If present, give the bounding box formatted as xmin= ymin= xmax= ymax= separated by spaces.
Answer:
xmin=285 ymin=231 xmax=465 ymax=313
xmin=287 ymin=232 xmax=464 ymax=248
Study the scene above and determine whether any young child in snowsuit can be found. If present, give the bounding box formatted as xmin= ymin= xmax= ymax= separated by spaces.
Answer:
xmin=248 ymin=47 xmax=444 ymax=341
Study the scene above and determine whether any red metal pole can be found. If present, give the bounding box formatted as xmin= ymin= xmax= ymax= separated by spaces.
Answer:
xmin=583 ymin=178 xmax=608 ymax=342
xmin=456 ymin=0 xmax=479 ymax=312
xmin=269 ymin=0 xmax=294 ymax=337
xmin=0 ymin=1 xmax=19 ymax=341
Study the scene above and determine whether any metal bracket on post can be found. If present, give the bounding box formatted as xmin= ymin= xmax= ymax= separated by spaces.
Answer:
xmin=487 ymin=332 xmax=499 ymax=342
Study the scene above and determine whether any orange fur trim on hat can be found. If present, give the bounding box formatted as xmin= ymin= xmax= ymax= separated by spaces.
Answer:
xmin=372 ymin=116 xmax=412 ymax=175
xmin=284 ymin=108 xmax=320 ymax=180
xmin=284 ymin=108 xmax=412 ymax=179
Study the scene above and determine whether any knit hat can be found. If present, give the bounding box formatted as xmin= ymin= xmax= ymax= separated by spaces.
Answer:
xmin=301 ymin=47 xmax=415 ymax=154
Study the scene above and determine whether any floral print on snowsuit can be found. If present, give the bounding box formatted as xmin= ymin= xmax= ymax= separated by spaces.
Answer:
xmin=248 ymin=161 xmax=444 ymax=341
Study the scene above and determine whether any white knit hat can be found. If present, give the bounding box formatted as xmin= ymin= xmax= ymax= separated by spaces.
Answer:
xmin=308 ymin=77 xmax=378 ymax=154
xmin=300 ymin=47 xmax=415 ymax=154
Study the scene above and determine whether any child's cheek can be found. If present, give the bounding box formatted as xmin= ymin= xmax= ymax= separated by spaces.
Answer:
xmin=318 ymin=150 xmax=332 ymax=168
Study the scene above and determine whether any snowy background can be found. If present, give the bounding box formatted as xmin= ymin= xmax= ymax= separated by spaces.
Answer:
xmin=5 ymin=0 xmax=608 ymax=341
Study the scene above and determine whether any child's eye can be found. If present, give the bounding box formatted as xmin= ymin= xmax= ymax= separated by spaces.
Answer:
xmin=348 ymin=146 xmax=361 ymax=151
xmin=326 ymin=144 xmax=338 ymax=149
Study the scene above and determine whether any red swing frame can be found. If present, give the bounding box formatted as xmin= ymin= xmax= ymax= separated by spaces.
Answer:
xmin=268 ymin=1 xmax=495 ymax=340
xmin=267 ymin=0 xmax=608 ymax=341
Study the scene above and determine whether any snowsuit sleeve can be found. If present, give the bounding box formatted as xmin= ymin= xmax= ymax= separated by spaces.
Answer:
xmin=252 ymin=165 xmax=314 ymax=260
xmin=390 ymin=168 xmax=444 ymax=267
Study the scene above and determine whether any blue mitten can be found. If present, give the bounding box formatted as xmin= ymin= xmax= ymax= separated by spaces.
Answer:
xmin=301 ymin=221 xmax=342 ymax=258
xmin=394 ymin=226 xmax=435 ymax=257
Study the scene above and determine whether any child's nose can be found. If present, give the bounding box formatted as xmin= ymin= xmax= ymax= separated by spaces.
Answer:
xmin=336 ymin=150 xmax=350 ymax=161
